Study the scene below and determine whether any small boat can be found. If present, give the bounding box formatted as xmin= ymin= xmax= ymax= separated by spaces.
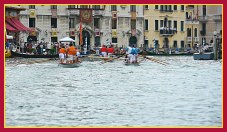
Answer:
xmin=124 ymin=61 xmax=140 ymax=66
xmin=58 ymin=62 xmax=81 ymax=68
xmin=11 ymin=50 xmax=58 ymax=58
xmin=5 ymin=51 xmax=11 ymax=58
xmin=88 ymin=56 xmax=117 ymax=61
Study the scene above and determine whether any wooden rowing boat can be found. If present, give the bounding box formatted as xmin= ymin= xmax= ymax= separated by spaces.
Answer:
xmin=58 ymin=62 xmax=81 ymax=68
xmin=124 ymin=61 xmax=140 ymax=66
xmin=11 ymin=50 xmax=58 ymax=58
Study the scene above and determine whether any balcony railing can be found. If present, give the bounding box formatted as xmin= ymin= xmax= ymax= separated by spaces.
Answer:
xmin=213 ymin=15 xmax=222 ymax=21
xmin=187 ymin=37 xmax=192 ymax=42
xmin=198 ymin=16 xmax=208 ymax=22
xmin=185 ymin=19 xmax=199 ymax=24
xmin=160 ymin=27 xmax=176 ymax=36
xmin=194 ymin=37 xmax=199 ymax=42
xmin=93 ymin=10 xmax=104 ymax=16
xmin=68 ymin=10 xmax=80 ymax=15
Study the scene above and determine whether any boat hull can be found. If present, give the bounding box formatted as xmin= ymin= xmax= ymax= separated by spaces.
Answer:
xmin=11 ymin=51 xmax=58 ymax=58
xmin=124 ymin=62 xmax=140 ymax=66
xmin=5 ymin=51 xmax=11 ymax=58
xmin=59 ymin=62 xmax=81 ymax=68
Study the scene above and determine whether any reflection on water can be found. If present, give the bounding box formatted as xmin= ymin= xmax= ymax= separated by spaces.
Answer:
xmin=5 ymin=56 xmax=222 ymax=127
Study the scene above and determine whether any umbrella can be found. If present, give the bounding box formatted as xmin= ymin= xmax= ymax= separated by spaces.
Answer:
xmin=59 ymin=37 xmax=75 ymax=42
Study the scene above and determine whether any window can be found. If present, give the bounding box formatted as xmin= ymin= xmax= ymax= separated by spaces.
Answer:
xmin=144 ymin=5 xmax=149 ymax=10
xmin=180 ymin=21 xmax=184 ymax=31
xmin=181 ymin=5 xmax=184 ymax=11
xmin=164 ymin=5 xmax=167 ymax=11
xmin=112 ymin=38 xmax=118 ymax=43
xmin=174 ymin=5 xmax=177 ymax=10
xmin=130 ymin=5 xmax=136 ymax=12
xmin=155 ymin=20 xmax=158 ymax=31
xmin=202 ymin=23 xmax=206 ymax=35
xmin=29 ymin=18 xmax=35 ymax=27
xmin=51 ymin=37 xmax=58 ymax=43
xmin=144 ymin=40 xmax=148 ymax=48
xmin=131 ymin=20 xmax=136 ymax=29
xmin=194 ymin=28 xmax=197 ymax=37
xmin=160 ymin=5 xmax=163 ymax=11
xmin=29 ymin=5 xmax=35 ymax=9
xmin=187 ymin=28 xmax=192 ymax=37
xmin=92 ymin=5 xmax=100 ymax=9
xmin=168 ymin=20 xmax=171 ymax=28
xmin=94 ymin=18 xmax=100 ymax=28
xmin=51 ymin=5 xmax=57 ymax=9
xmin=168 ymin=5 xmax=172 ymax=12
xmin=174 ymin=20 xmax=177 ymax=31
xmin=173 ymin=41 xmax=178 ymax=48
xmin=68 ymin=5 xmax=75 ymax=8
xmin=160 ymin=20 xmax=163 ymax=28
xmin=111 ymin=5 xmax=117 ymax=11
xmin=203 ymin=5 xmax=206 ymax=16
xmin=69 ymin=18 xmax=75 ymax=28
xmin=155 ymin=5 xmax=158 ymax=9
xmin=181 ymin=41 xmax=185 ymax=48
xmin=145 ymin=19 xmax=148 ymax=30
xmin=51 ymin=18 xmax=57 ymax=28
xmin=80 ymin=5 xmax=89 ymax=9
xmin=112 ymin=19 xmax=117 ymax=29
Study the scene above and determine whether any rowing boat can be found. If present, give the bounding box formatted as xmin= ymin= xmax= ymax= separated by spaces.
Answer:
xmin=124 ymin=61 xmax=140 ymax=66
xmin=58 ymin=62 xmax=81 ymax=68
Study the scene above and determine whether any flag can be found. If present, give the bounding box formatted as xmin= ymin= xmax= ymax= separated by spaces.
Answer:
xmin=79 ymin=18 xmax=83 ymax=45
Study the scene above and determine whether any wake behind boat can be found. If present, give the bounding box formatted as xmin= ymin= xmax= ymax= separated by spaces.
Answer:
xmin=58 ymin=62 xmax=81 ymax=68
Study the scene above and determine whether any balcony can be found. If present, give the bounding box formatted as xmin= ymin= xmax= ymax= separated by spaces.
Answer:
xmin=93 ymin=10 xmax=104 ymax=16
xmin=194 ymin=37 xmax=199 ymax=42
xmin=160 ymin=27 xmax=176 ymax=36
xmin=68 ymin=9 xmax=79 ymax=16
xmin=198 ymin=16 xmax=208 ymax=22
xmin=159 ymin=9 xmax=173 ymax=13
xmin=213 ymin=15 xmax=222 ymax=21
xmin=185 ymin=19 xmax=199 ymax=24
xmin=187 ymin=37 xmax=192 ymax=42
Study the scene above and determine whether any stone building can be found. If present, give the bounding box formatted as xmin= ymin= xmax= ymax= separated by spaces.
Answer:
xmin=198 ymin=5 xmax=222 ymax=45
xmin=144 ymin=5 xmax=200 ymax=50
xmin=18 ymin=5 xmax=144 ymax=50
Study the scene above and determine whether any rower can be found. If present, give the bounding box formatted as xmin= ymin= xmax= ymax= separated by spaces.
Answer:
xmin=59 ymin=45 xmax=66 ymax=63
xmin=66 ymin=43 xmax=77 ymax=64
xmin=100 ymin=44 xmax=107 ymax=57
xmin=107 ymin=45 xmax=114 ymax=57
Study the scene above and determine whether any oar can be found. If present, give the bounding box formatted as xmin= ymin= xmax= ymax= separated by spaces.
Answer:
xmin=147 ymin=57 xmax=169 ymax=65
xmin=101 ymin=54 xmax=125 ymax=64
xmin=145 ymin=57 xmax=167 ymax=66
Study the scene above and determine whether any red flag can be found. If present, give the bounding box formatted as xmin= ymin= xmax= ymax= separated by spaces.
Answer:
xmin=79 ymin=18 xmax=83 ymax=45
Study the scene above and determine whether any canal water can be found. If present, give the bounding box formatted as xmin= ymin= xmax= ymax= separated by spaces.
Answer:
xmin=5 ymin=56 xmax=222 ymax=127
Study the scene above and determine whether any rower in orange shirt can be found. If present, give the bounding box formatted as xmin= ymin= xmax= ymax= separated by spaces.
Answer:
xmin=59 ymin=45 xmax=66 ymax=63
xmin=66 ymin=43 xmax=77 ymax=64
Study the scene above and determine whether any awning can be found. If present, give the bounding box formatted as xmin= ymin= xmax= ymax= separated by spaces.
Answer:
xmin=5 ymin=22 xmax=17 ymax=32
xmin=6 ymin=18 xmax=31 ymax=32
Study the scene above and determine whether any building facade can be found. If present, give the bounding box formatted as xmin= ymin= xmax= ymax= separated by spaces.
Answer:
xmin=7 ymin=5 xmax=222 ymax=51
xmin=144 ymin=5 xmax=200 ymax=50
xmin=198 ymin=5 xmax=222 ymax=45
xmin=18 ymin=5 xmax=144 ymax=50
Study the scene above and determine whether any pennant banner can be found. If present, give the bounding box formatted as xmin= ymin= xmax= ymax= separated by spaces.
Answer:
xmin=80 ymin=9 xmax=92 ymax=23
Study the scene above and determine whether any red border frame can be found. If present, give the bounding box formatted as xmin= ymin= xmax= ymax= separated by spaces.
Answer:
xmin=1 ymin=0 xmax=225 ymax=132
